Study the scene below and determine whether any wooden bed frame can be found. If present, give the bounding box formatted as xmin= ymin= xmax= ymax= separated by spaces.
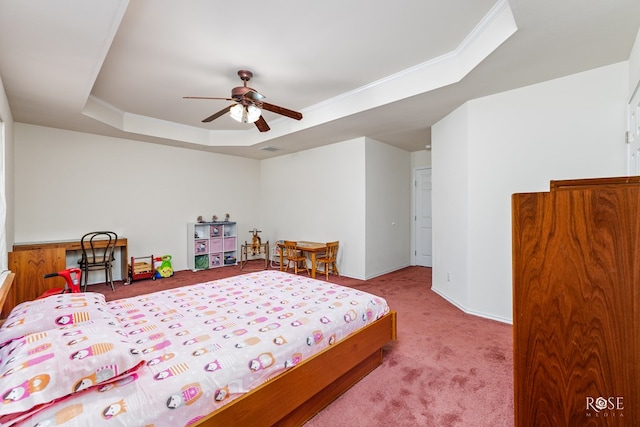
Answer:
xmin=0 ymin=272 xmax=397 ymax=427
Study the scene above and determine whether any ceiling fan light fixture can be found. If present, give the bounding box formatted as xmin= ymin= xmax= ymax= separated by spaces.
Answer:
xmin=185 ymin=70 xmax=301 ymax=131
xmin=230 ymin=104 xmax=261 ymax=123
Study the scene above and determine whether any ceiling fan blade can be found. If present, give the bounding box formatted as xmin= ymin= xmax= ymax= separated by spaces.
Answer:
xmin=254 ymin=116 xmax=270 ymax=132
xmin=243 ymin=90 xmax=265 ymax=102
xmin=260 ymin=102 xmax=303 ymax=120
xmin=184 ymin=96 xmax=234 ymax=101
xmin=202 ymin=105 xmax=233 ymax=123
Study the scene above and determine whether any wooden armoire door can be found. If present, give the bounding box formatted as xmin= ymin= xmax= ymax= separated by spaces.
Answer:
xmin=512 ymin=178 xmax=640 ymax=426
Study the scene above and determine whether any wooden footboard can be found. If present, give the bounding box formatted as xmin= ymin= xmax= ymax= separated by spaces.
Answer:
xmin=195 ymin=310 xmax=397 ymax=427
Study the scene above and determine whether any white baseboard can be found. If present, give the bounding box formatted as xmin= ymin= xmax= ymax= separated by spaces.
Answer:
xmin=431 ymin=286 xmax=512 ymax=325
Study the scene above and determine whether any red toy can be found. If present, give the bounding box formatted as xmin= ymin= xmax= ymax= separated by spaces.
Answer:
xmin=38 ymin=267 xmax=82 ymax=299
xmin=128 ymin=255 xmax=155 ymax=284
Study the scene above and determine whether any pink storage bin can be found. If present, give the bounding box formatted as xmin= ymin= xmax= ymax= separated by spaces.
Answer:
xmin=194 ymin=239 xmax=208 ymax=254
xmin=210 ymin=238 xmax=223 ymax=252
xmin=224 ymin=237 xmax=236 ymax=251
xmin=209 ymin=253 xmax=222 ymax=268
xmin=210 ymin=226 xmax=222 ymax=238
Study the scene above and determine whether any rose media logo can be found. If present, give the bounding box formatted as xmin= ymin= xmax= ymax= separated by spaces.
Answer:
xmin=586 ymin=396 xmax=624 ymax=418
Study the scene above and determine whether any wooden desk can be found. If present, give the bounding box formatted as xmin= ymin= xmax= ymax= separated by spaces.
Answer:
xmin=278 ymin=241 xmax=326 ymax=279
xmin=13 ymin=237 xmax=129 ymax=281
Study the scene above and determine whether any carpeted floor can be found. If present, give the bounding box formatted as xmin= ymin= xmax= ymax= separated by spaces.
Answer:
xmin=303 ymin=267 xmax=514 ymax=427
xmin=95 ymin=262 xmax=514 ymax=426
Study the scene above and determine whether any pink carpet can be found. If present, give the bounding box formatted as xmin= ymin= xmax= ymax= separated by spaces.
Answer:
xmin=97 ymin=263 xmax=514 ymax=426
xmin=303 ymin=267 xmax=514 ymax=427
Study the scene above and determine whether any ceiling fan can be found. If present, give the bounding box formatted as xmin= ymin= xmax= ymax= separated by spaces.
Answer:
xmin=183 ymin=70 xmax=303 ymax=132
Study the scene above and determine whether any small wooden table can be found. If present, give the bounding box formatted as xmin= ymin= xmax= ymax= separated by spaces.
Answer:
xmin=278 ymin=241 xmax=326 ymax=279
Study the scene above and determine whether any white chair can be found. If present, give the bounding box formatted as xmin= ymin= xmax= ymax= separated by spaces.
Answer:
xmin=270 ymin=240 xmax=284 ymax=268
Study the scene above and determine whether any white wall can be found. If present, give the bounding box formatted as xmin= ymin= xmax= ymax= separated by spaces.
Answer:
xmin=411 ymin=149 xmax=431 ymax=170
xmin=0 ymin=75 xmax=14 ymax=272
xmin=260 ymin=139 xmax=368 ymax=278
xmin=630 ymin=28 xmax=640 ymax=96
xmin=432 ymin=104 xmax=471 ymax=309
xmin=259 ymin=137 xmax=412 ymax=280
xmin=432 ymin=61 xmax=629 ymax=323
xmin=365 ymin=138 xmax=412 ymax=278
xmin=14 ymin=124 xmax=261 ymax=272
xmin=13 ymin=126 xmax=415 ymax=282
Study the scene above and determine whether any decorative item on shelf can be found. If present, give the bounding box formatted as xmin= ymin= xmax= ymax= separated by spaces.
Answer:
xmin=197 ymin=215 xmax=204 ymax=223
xmin=225 ymin=213 xmax=230 ymax=222
xmin=212 ymin=215 xmax=218 ymax=222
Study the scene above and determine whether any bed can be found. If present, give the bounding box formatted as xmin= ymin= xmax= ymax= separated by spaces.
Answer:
xmin=0 ymin=270 xmax=396 ymax=427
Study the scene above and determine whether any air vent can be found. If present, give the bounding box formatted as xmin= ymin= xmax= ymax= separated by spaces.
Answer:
xmin=260 ymin=146 xmax=280 ymax=152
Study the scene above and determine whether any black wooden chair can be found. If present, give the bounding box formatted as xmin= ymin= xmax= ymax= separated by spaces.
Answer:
xmin=78 ymin=231 xmax=118 ymax=291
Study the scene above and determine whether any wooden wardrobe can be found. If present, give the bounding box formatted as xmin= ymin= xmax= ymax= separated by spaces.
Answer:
xmin=512 ymin=177 xmax=640 ymax=426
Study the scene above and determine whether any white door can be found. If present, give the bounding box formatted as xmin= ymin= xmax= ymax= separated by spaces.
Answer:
xmin=627 ymin=81 xmax=640 ymax=175
xmin=414 ymin=167 xmax=432 ymax=267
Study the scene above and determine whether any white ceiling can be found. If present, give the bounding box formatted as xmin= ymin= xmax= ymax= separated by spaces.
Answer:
xmin=1 ymin=0 xmax=639 ymax=159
